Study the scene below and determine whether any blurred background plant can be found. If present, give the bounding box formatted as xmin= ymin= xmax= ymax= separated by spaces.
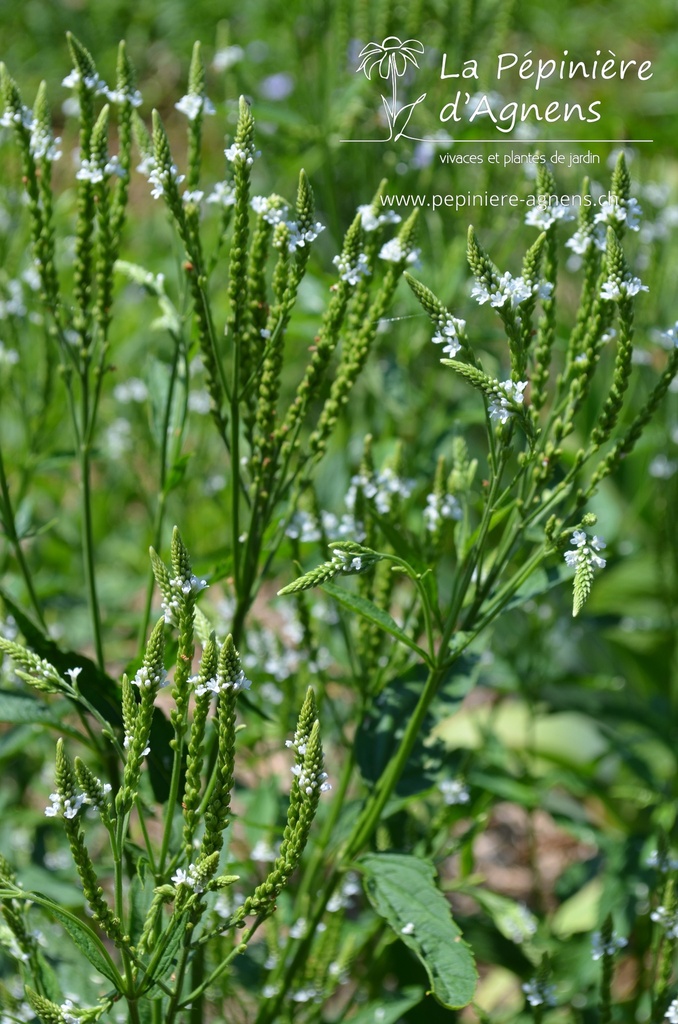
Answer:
xmin=0 ymin=2 xmax=677 ymax=1022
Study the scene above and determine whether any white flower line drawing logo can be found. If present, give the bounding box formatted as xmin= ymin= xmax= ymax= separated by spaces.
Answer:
xmin=355 ymin=36 xmax=427 ymax=142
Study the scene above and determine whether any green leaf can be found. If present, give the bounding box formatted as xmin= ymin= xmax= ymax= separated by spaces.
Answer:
xmin=321 ymin=580 xmax=430 ymax=663
xmin=141 ymin=911 xmax=190 ymax=993
xmin=500 ymin=563 xmax=570 ymax=614
xmin=0 ymin=587 xmax=121 ymax=728
xmin=356 ymin=661 xmax=476 ymax=796
xmin=0 ymin=690 xmax=68 ymax=727
xmin=346 ymin=986 xmax=424 ymax=1023
xmin=0 ymin=888 xmax=124 ymax=989
xmin=358 ymin=853 xmax=477 ymax=1009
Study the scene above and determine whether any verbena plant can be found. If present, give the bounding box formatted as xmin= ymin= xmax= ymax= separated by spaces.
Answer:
xmin=0 ymin=34 xmax=677 ymax=1024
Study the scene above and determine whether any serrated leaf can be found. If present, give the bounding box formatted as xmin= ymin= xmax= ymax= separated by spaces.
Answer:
xmin=0 ymin=691 xmax=68 ymax=726
xmin=0 ymin=888 xmax=124 ymax=988
xmin=356 ymin=661 xmax=476 ymax=796
xmin=140 ymin=911 xmax=190 ymax=993
xmin=346 ymin=986 xmax=424 ymax=1023
xmin=0 ymin=587 xmax=121 ymax=727
xmin=321 ymin=581 xmax=430 ymax=663
xmin=359 ymin=853 xmax=477 ymax=1009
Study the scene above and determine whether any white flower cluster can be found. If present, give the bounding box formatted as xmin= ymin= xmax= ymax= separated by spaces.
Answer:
xmin=595 ymin=196 xmax=642 ymax=231
xmin=1 ymin=106 xmax=62 ymax=162
xmin=665 ymin=999 xmax=678 ymax=1023
xmin=424 ymin=493 xmax=462 ymax=532
xmin=432 ymin=315 xmax=466 ymax=360
xmin=331 ymin=548 xmax=365 ymax=573
xmin=193 ymin=665 xmax=251 ymax=697
xmin=45 ymin=791 xmax=87 ymax=819
xmin=566 ymin=198 xmax=642 ymax=259
xmin=646 ymin=849 xmax=678 ymax=872
xmin=285 ymin=508 xmax=366 ymax=545
xmin=326 ymin=873 xmax=361 ymax=912
xmin=333 ymin=251 xmax=370 ymax=285
xmin=162 ymin=573 xmax=208 ymax=625
xmin=113 ymin=377 xmax=148 ymax=403
xmin=378 ymin=238 xmax=420 ymax=265
xmin=591 ymin=930 xmax=627 ymax=960
xmin=29 ymin=123 xmax=61 ymax=162
xmin=346 ymin=466 xmax=412 ymax=516
xmin=651 ymin=905 xmax=678 ymax=939
xmin=224 ymin=141 xmax=255 ymax=167
xmin=659 ymin=322 xmax=678 ymax=347
xmin=107 ymin=86 xmax=143 ymax=107
xmin=146 ymin=162 xmax=185 ymax=200
xmin=171 ymin=863 xmax=205 ymax=893
xmin=182 ymin=190 xmax=204 ymax=205
xmin=290 ymin=761 xmax=332 ymax=796
xmin=251 ymin=839 xmax=278 ymax=862
xmin=437 ymin=778 xmax=470 ymax=805
xmin=131 ymin=665 xmax=166 ymax=690
xmin=564 ymin=530 xmax=607 ymax=571
xmin=59 ymin=1000 xmax=79 ymax=1024
xmin=600 ymin=273 xmax=648 ymax=301
xmin=471 ymin=272 xmax=553 ymax=309
xmin=522 ymin=978 xmax=557 ymax=1007
xmin=488 ymin=379 xmax=528 ymax=425
xmin=0 ymin=280 xmax=27 ymax=320
xmin=175 ymin=93 xmax=216 ymax=121
xmin=251 ymin=194 xmax=289 ymax=226
xmin=0 ymin=105 xmax=33 ymax=130
xmin=76 ymin=154 xmax=125 ymax=184
xmin=286 ymin=220 xmax=325 ymax=252
xmin=525 ymin=203 xmax=576 ymax=230
xmin=62 ymin=69 xmax=109 ymax=96
xmin=45 ymin=780 xmax=110 ymax=820
xmin=206 ymin=181 xmax=236 ymax=207
xmin=357 ymin=205 xmax=401 ymax=232
xmin=566 ymin=226 xmax=605 ymax=256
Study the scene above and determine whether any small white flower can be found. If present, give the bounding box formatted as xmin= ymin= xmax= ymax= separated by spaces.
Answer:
xmin=113 ymin=378 xmax=148 ymax=403
xmin=591 ymin=930 xmax=627 ymax=960
xmin=652 ymin=905 xmax=678 ymax=939
xmin=175 ymin=94 xmax=215 ymax=121
xmin=224 ymin=142 xmax=254 ymax=166
xmin=438 ymin=778 xmax=470 ymax=805
xmin=432 ymin=315 xmax=465 ymax=360
xmin=378 ymin=238 xmax=420 ymax=264
xmin=251 ymin=839 xmax=277 ymax=862
xmin=400 ymin=922 xmax=415 ymax=935
xmin=646 ymin=849 xmax=678 ymax=872
xmin=595 ymin=197 xmax=642 ymax=231
xmin=251 ymin=195 xmax=289 ymax=226
xmin=488 ymin=379 xmax=528 ymax=424
xmin=522 ymin=978 xmax=556 ymax=1007
xmin=206 ymin=181 xmax=236 ymax=207
xmin=182 ymin=190 xmax=204 ymax=205
xmin=600 ymin=274 xmax=648 ymax=301
xmin=107 ymin=86 xmax=143 ymax=107
xmin=171 ymin=863 xmax=204 ymax=893
xmin=424 ymin=492 xmax=462 ymax=532
xmin=664 ymin=998 xmax=678 ymax=1023
xmin=286 ymin=219 xmax=325 ymax=252
xmin=213 ymin=46 xmax=245 ymax=72
xmin=64 ymin=667 xmax=83 ymax=685
xmin=289 ymin=917 xmax=307 ymax=939
xmin=525 ymin=203 xmax=576 ymax=230
xmin=564 ymin=529 xmax=607 ymax=571
xmin=333 ymin=252 xmax=370 ymax=285
xmin=62 ymin=70 xmax=109 ymax=96
xmin=357 ymin=204 xmax=401 ymax=232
